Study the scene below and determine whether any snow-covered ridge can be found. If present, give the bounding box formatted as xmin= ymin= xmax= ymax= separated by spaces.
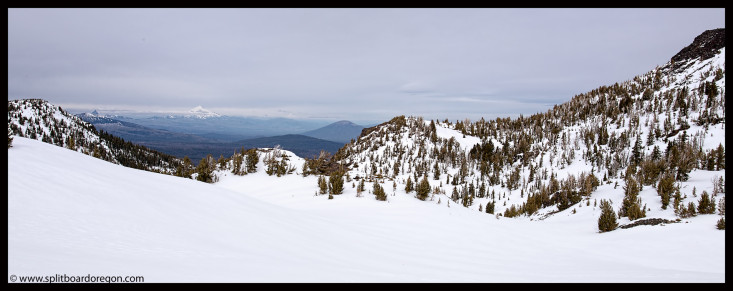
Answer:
xmin=8 ymin=98 xmax=182 ymax=174
xmin=328 ymin=38 xmax=724 ymax=225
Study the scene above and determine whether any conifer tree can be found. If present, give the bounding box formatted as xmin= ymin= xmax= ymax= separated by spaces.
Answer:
xmin=356 ymin=179 xmax=365 ymax=197
xmin=245 ymin=149 xmax=259 ymax=173
xmin=218 ymin=154 xmax=227 ymax=170
xmin=451 ymin=187 xmax=459 ymax=202
xmin=181 ymin=156 xmax=193 ymax=178
xmin=657 ymin=172 xmax=675 ymax=209
xmin=318 ymin=175 xmax=328 ymax=194
xmin=405 ymin=176 xmax=414 ymax=193
xmin=718 ymin=197 xmax=725 ymax=216
xmin=631 ymin=137 xmax=643 ymax=166
xmin=195 ymin=157 xmax=214 ymax=183
xmin=416 ymin=175 xmax=430 ymax=201
xmin=620 ymin=175 xmax=645 ymax=220
xmin=231 ymin=150 xmax=244 ymax=175
xmin=485 ymin=201 xmax=495 ymax=214
xmin=357 ymin=178 xmax=366 ymax=193
xmin=8 ymin=128 xmax=13 ymax=148
xmin=697 ymin=191 xmax=716 ymax=214
xmin=598 ymin=199 xmax=618 ymax=232
xmin=374 ymin=181 xmax=387 ymax=201
xmin=433 ymin=161 xmax=441 ymax=180
xmin=329 ymin=172 xmax=344 ymax=195
xmin=66 ymin=135 xmax=76 ymax=151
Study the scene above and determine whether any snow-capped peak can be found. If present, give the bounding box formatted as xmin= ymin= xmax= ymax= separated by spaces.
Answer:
xmin=186 ymin=106 xmax=221 ymax=118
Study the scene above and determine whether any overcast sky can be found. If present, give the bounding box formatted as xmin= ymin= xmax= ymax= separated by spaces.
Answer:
xmin=7 ymin=8 xmax=725 ymax=124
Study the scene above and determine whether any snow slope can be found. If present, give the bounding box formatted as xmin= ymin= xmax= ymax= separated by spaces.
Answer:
xmin=8 ymin=137 xmax=725 ymax=282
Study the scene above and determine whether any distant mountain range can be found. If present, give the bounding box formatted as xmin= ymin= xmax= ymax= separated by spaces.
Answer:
xmin=301 ymin=120 xmax=365 ymax=144
xmin=81 ymin=106 xmax=331 ymax=141
xmin=77 ymin=112 xmax=350 ymax=161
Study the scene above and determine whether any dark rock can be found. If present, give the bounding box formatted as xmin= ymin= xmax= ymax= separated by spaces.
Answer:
xmin=670 ymin=28 xmax=725 ymax=70
xmin=619 ymin=218 xmax=679 ymax=229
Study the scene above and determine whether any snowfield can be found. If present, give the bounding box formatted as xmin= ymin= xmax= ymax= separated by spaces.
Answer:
xmin=8 ymin=137 xmax=725 ymax=282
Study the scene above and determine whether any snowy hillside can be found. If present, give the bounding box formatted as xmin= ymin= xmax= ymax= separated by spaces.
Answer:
xmin=8 ymin=99 xmax=182 ymax=174
xmin=8 ymin=136 xmax=725 ymax=282
xmin=325 ymin=30 xmax=725 ymax=227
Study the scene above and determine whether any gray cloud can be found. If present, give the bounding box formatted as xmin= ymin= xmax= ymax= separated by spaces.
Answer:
xmin=8 ymin=8 xmax=725 ymax=124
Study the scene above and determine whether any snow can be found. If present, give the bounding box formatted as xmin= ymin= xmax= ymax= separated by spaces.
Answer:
xmin=8 ymin=136 xmax=725 ymax=282
xmin=432 ymin=121 xmax=482 ymax=151
xmin=185 ymin=106 xmax=221 ymax=118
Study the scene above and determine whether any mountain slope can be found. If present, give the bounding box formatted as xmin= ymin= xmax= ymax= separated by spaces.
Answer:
xmin=327 ymin=29 xmax=725 ymax=223
xmin=302 ymin=120 xmax=365 ymax=144
xmin=8 ymin=136 xmax=725 ymax=282
xmin=8 ymin=99 xmax=182 ymax=174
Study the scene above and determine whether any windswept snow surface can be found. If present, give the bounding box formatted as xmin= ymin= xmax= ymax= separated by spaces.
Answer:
xmin=8 ymin=137 xmax=725 ymax=282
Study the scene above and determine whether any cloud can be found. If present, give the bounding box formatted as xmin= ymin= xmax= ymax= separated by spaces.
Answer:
xmin=8 ymin=8 xmax=725 ymax=124
xmin=398 ymin=81 xmax=435 ymax=95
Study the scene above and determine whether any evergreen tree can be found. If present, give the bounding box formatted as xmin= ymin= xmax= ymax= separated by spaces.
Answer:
xmin=231 ymin=150 xmax=244 ymax=175
xmin=451 ymin=187 xmax=459 ymax=202
xmin=405 ymin=176 xmax=414 ymax=193
xmin=714 ymin=144 xmax=725 ymax=170
xmin=328 ymin=172 xmax=344 ymax=195
xmin=181 ymin=156 xmax=193 ymax=178
xmin=357 ymin=178 xmax=366 ymax=193
xmin=318 ymin=175 xmax=328 ymax=194
xmin=66 ymin=135 xmax=76 ymax=151
xmin=485 ymin=201 xmax=495 ymax=214
xmin=631 ymin=137 xmax=643 ymax=166
xmin=697 ymin=191 xmax=716 ymax=214
xmin=657 ymin=172 xmax=675 ymax=209
xmin=374 ymin=181 xmax=387 ymax=201
xmin=620 ymin=175 xmax=645 ymax=220
xmin=195 ymin=157 xmax=214 ymax=183
xmin=416 ymin=175 xmax=430 ymax=201
xmin=429 ymin=120 xmax=438 ymax=143
xmin=433 ymin=161 xmax=441 ymax=180
xmin=718 ymin=197 xmax=725 ymax=216
xmin=245 ymin=149 xmax=259 ymax=173
xmin=218 ymin=154 xmax=227 ymax=170
xmin=716 ymin=217 xmax=725 ymax=230
xmin=598 ymin=199 xmax=618 ymax=232
xmin=8 ymin=128 xmax=13 ymax=148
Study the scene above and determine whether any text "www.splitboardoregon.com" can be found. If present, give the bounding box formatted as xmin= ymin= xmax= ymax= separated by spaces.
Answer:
xmin=9 ymin=274 xmax=144 ymax=283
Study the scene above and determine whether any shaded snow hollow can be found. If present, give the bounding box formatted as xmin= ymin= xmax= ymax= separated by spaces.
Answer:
xmin=8 ymin=137 xmax=725 ymax=282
